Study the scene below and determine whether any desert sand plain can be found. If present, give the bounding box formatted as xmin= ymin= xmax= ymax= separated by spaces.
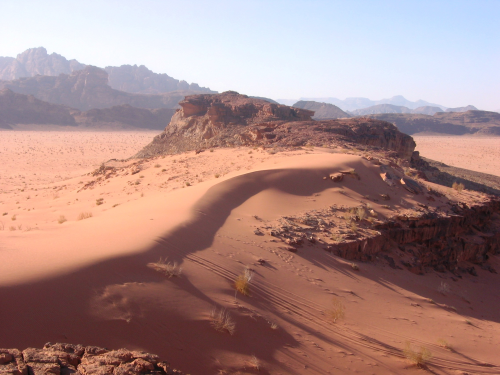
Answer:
xmin=0 ymin=130 xmax=499 ymax=374
xmin=414 ymin=135 xmax=500 ymax=177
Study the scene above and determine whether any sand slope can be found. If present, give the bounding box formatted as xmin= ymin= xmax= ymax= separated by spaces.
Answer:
xmin=1 ymin=133 xmax=499 ymax=374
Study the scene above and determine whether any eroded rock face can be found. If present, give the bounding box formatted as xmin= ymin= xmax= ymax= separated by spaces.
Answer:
xmin=0 ymin=343 xmax=183 ymax=375
xmin=329 ymin=199 xmax=500 ymax=274
xmin=136 ymin=91 xmax=416 ymax=158
xmin=166 ymin=91 xmax=314 ymax=137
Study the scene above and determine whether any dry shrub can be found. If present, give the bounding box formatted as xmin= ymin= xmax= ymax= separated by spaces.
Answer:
xmin=403 ymin=341 xmax=432 ymax=367
xmin=326 ymin=298 xmax=345 ymax=323
xmin=247 ymin=355 xmax=260 ymax=371
xmin=235 ymin=267 xmax=253 ymax=296
xmin=148 ymin=257 xmax=182 ymax=278
xmin=350 ymin=263 xmax=359 ymax=271
xmin=270 ymin=322 xmax=278 ymax=330
xmin=11 ymin=214 xmax=16 ymax=221
xmin=58 ymin=215 xmax=67 ymax=224
xmin=154 ymin=164 xmax=161 ymax=168
xmin=437 ymin=338 xmax=451 ymax=350
xmin=350 ymin=221 xmax=358 ymax=233
xmin=209 ymin=307 xmax=235 ymax=335
xmin=356 ymin=207 xmax=367 ymax=220
xmin=77 ymin=212 xmax=93 ymax=221
xmin=452 ymin=182 xmax=465 ymax=192
xmin=95 ymin=198 xmax=104 ymax=206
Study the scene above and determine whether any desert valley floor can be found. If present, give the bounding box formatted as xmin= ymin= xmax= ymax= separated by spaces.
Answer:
xmin=0 ymin=131 xmax=499 ymax=375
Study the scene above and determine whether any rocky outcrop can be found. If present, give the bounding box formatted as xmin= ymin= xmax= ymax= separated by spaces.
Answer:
xmin=0 ymin=88 xmax=76 ymax=128
xmin=136 ymin=91 xmax=416 ymax=158
xmin=359 ymin=110 xmax=500 ymax=135
xmin=0 ymin=343 xmax=184 ymax=375
xmin=105 ymin=64 xmax=214 ymax=95
xmin=330 ymin=199 xmax=500 ymax=274
xmin=292 ymin=100 xmax=351 ymax=119
xmin=0 ymin=47 xmax=86 ymax=81
xmin=0 ymin=66 xmax=199 ymax=111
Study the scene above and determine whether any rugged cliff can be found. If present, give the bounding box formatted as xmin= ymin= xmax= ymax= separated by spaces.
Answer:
xmin=136 ymin=91 xmax=416 ymax=158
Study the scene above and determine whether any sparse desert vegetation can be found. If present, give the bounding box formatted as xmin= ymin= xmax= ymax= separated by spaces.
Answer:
xmin=77 ymin=212 xmax=93 ymax=221
xmin=147 ymin=257 xmax=182 ymax=278
xmin=326 ymin=298 xmax=345 ymax=323
xmin=403 ymin=341 xmax=432 ymax=367
xmin=234 ymin=267 xmax=253 ymax=296
xmin=209 ymin=307 xmax=235 ymax=335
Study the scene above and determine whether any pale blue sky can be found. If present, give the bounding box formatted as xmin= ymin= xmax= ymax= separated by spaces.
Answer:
xmin=1 ymin=0 xmax=498 ymax=110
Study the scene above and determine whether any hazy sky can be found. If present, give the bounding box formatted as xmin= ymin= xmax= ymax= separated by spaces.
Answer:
xmin=1 ymin=0 xmax=499 ymax=110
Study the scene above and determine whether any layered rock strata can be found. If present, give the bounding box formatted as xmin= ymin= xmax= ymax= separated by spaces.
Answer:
xmin=136 ymin=91 xmax=416 ymax=159
xmin=0 ymin=343 xmax=184 ymax=375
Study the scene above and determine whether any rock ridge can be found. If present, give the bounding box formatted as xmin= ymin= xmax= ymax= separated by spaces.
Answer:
xmin=136 ymin=92 xmax=416 ymax=159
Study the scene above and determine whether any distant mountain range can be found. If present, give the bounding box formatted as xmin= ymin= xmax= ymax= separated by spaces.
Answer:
xmin=278 ymin=95 xmax=446 ymax=111
xmin=0 ymin=47 xmax=214 ymax=95
xmin=358 ymin=111 xmax=500 ymax=136
xmin=350 ymin=104 xmax=444 ymax=116
xmin=445 ymin=105 xmax=478 ymax=112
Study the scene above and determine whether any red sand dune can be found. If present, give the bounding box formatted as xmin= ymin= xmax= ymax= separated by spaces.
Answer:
xmin=1 ymin=132 xmax=499 ymax=374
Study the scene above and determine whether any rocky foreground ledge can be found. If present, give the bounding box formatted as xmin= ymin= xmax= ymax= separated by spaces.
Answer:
xmin=0 ymin=343 xmax=184 ymax=375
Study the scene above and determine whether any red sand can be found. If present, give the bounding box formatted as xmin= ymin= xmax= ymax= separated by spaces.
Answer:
xmin=0 ymin=131 xmax=499 ymax=374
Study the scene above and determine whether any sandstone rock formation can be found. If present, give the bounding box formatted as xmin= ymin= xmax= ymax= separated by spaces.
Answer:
xmin=292 ymin=100 xmax=350 ymax=119
xmin=0 ymin=47 xmax=86 ymax=81
xmin=0 ymin=66 xmax=198 ymax=111
xmin=0 ymin=89 xmax=75 ymax=129
xmin=136 ymin=91 xmax=416 ymax=159
xmin=0 ymin=343 xmax=184 ymax=375
xmin=104 ymin=64 xmax=214 ymax=95
xmin=358 ymin=110 xmax=500 ymax=135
